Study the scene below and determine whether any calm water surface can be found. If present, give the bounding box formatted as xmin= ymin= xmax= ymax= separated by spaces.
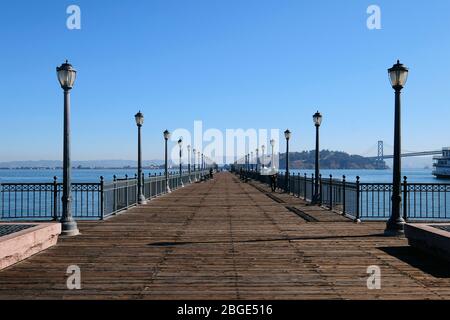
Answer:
xmin=0 ymin=168 xmax=445 ymax=184
xmin=0 ymin=169 xmax=167 ymax=183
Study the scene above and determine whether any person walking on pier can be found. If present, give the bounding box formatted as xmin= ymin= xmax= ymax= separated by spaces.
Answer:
xmin=270 ymin=173 xmax=278 ymax=192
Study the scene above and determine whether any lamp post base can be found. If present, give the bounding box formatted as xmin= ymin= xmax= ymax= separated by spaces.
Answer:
xmin=311 ymin=194 xmax=321 ymax=206
xmin=384 ymin=218 xmax=405 ymax=236
xmin=60 ymin=220 xmax=79 ymax=237
xmin=138 ymin=195 xmax=147 ymax=205
xmin=384 ymin=228 xmax=405 ymax=236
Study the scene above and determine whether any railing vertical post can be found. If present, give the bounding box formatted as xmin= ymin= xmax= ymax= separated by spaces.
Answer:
xmin=319 ymin=174 xmax=323 ymax=205
xmin=304 ymin=173 xmax=307 ymax=201
xmin=355 ymin=176 xmax=361 ymax=223
xmin=342 ymin=175 xmax=346 ymax=216
xmin=297 ymin=173 xmax=300 ymax=198
xmin=53 ymin=176 xmax=58 ymax=221
xmin=113 ymin=175 xmax=117 ymax=215
xmin=135 ymin=173 xmax=138 ymax=204
xmin=149 ymin=173 xmax=152 ymax=199
xmin=125 ymin=174 xmax=129 ymax=208
xmin=292 ymin=173 xmax=295 ymax=197
xmin=172 ymin=172 xmax=175 ymax=189
xmin=100 ymin=176 xmax=105 ymax=220
xmin=329 ymin=174 xmax=333 ymax=210
xmin=142 ymin=173 xmax=146 ymax=199
xmin=311 ymin=174 xmax=314 ymax=202
xmin=403 ymin=176 xmax=408 ymax=222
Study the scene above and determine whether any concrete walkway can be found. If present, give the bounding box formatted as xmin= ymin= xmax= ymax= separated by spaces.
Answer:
xmin=1 ymin=172 xmax=450 ymax=300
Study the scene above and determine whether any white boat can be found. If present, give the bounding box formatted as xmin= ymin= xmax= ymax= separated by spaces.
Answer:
xmin=432 ymin=148 xmax=450 ymax=179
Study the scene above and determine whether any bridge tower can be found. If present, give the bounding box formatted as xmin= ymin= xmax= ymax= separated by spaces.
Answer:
xmin=378 ymin=141 xmax=384 ymax=161
xmin=376 ymin=140 xmax=386 ymax=169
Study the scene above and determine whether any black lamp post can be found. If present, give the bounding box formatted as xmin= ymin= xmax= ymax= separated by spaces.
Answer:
xmin=261 ymin=145 xmax=265 ymax=169
xmin=385 ymin=60 xmax=409 ymax=236
xmin=270 ymin=139 xmax=275 ymax=170
xmin=135 ymin=111 xmax=146 ymax=204
xmin=193 ymin=148 xmax=196 ymax=172
xmin=187 ymin=145 xmax=192 ymax=183
xmin=202 ymin=153 xmax=205 ymax=171
xmin=164 ymin=129 xmax=171 ymax=193
xmin=284 ymin=129 xmax=291 ymax=192
xmin=312 ymin=111 xmax=323 ymax=205
xmin=56 ymin=60 xmax=79 ymax=237
xmin=178 ymin=138 xmax=184 ymax=187
xmin=256 ymin=148 xmax=259 ymax=172
xmin=193 ymin=148 xmax=197 ymax=181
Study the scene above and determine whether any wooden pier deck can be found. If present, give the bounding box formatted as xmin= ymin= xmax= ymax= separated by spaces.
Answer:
xmin=1 ymin=172 xmax=450 ymax=300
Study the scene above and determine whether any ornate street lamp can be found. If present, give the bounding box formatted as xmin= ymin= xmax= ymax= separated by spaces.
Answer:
xmin=164 ymin=129 xmax=171 ymax=193
xmin=197 ymin=151 xmax=201 ymax=178
xmin=284 ymin=129 xmax=291 ymax=192
xmin=261 ymin=145 xmax=266 ymax=169
xmin=385 ymin=60 xmax=409 ymax=235
xmin=193 ymin=148 xmax=197 ymax=181
xmin=135 ymin=111 xmax=146 ymax=204
xmin=178 ymin=138 xmax=184 ymax=187
xmin=187 ymin=145 xmax=192 ymax=183
xmin=311 ymin=111 xmax=323 ymax=205
xmin=193 ymin=148 xmax=196 ymax=171
xmin=256 ymin=148 xmax=259 ymax=172
xmin=56 ymin=60 xmax=79 ymax=236
xmin=202 ymin=153 xmax=205 ymax=172
xmin=270 ymin=139 xmax=275 ymax=170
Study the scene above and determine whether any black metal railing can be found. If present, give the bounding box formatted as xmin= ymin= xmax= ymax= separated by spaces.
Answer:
xmin=235 ymin=169 xmax=450 ymax=222
xmin=0 ymin=170 xmax=210 ymax=221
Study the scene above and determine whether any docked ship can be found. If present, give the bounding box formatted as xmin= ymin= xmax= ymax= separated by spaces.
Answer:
xmin=433 ymin=148 xmax=450 ymax=179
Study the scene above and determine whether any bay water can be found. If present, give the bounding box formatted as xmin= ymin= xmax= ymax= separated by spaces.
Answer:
xmin=0 ymin=168 xmax=444 ymax=184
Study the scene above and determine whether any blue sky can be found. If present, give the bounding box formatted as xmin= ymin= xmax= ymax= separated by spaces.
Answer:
xmin=1 ymin=0 xmax=450 ymax=162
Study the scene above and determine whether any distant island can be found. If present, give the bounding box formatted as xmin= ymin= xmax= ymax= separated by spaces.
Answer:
xmin=278 ymin=150 xmax=388 ymax=170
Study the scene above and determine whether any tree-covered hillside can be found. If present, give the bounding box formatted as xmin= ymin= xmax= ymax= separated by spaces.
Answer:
xmin=278 ymin=150 xmax=387 ymax=169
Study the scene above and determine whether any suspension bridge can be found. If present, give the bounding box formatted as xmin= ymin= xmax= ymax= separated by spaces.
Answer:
xmin=363 ymin=140 xmax=442 ymax=161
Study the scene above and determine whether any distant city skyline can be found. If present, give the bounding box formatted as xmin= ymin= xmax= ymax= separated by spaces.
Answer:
xmin=1 ymin=0 xmax=449 ymax=164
